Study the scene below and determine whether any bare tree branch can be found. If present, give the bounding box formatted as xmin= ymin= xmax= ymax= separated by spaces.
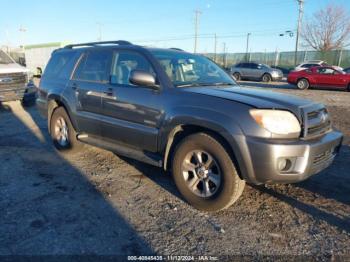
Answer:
xmin=301 ymin=5 xmax=350 ymax=51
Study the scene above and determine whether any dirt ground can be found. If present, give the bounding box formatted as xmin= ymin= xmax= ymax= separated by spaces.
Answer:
xmin=0 ymin=82 xmax=349 ymax=260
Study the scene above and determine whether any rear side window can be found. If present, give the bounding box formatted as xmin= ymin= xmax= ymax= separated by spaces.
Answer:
xmin=44 ymin=52 xmax=73 ymax=78
xmin=73 ymin=50 xmax=112 ymax=82
xmin=302 ymin=64 xmax=318 ymax=68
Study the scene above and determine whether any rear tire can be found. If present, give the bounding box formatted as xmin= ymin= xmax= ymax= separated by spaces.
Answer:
xmin=233 ymin=72 xmax=241 ymax=81
xmin=172 ymin=132 xmax=245 ymax=212
xmin=296 ymin=78 xmax=309 ymax=90
xmin=262 ymin=73 xmax=272 ymax=82
xmin=50 ymin=107 xmax=83 ymax=154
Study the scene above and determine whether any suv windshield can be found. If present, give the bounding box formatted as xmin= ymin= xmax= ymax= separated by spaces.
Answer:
xmin=150 ymin=50 xmax=235 ymax=87
xmin=0 ymin=50 xmax=14 ymax=64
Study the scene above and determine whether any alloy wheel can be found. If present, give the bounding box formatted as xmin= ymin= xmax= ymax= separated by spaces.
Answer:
xmin=181 ymin=150 xmax=221 ymax=198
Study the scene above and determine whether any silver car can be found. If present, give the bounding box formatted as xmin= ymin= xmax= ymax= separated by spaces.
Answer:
xmin=231 ymin=62 xmax=283 ymax=82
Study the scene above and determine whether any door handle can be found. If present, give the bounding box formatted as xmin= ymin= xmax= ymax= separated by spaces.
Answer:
xmin=71 ymin=82 xmax=79 ymax=91
xmin=103 ymin=88 xmax=114 ymax=96
xmin=102 ymin=88 xmax=117 ymax=100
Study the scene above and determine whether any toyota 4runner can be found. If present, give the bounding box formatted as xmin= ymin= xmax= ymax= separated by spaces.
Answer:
xmin=37 ymin=41 xmax=343 ymax=211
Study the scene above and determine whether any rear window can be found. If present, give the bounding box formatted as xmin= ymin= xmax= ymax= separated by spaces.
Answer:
xmin=44 ymin=51 xmax=74 ymax=78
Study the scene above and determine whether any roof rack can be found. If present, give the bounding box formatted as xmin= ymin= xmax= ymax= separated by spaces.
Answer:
xmin=64 ymin=40 xmax=132 ymax=49
xmin=170 ymin=48 xmax=184 ymax=51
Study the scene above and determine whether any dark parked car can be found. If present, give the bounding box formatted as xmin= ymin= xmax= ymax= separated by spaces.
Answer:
xmin=343 ymin=67 xmax=350 ymax=74
xmin=37 ymin=41 xmax=343 ymax=211
xmin=230 ymin=62 xmax=283 ymax=82
xmin=270 ymin=65 xmax=290 ymax=76
xmin=287 ymin=66 xmax=350 ymax=90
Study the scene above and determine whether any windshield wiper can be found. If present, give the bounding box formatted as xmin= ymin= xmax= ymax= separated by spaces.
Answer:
xmin=209 ymin=82 xmax=235 ymax=86
xmin=176 ymin=82 xmax=235 ymax=88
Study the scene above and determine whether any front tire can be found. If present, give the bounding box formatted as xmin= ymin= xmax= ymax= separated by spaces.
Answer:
xmin=297 ymin=78 xmax=310 ymax=90
xmin=50 ymin=107 xmax=83 ymax=154
xmin=172 ymin=133 xmax=245 ymax=212
xmin=262 ymin=73 xmax=272 ymax=82
xmin=233 ymin=72 xmax=241 ymax=81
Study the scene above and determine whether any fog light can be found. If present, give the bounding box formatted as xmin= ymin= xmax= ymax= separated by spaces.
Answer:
xmin=277 ymin=158 xmax=292 ymax=172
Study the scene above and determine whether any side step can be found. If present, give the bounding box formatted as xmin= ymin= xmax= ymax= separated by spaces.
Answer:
xmin=77 ymin=134 xmax=163 ymax=168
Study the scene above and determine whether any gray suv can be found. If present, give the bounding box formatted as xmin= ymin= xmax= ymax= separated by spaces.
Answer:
xmin=231 ymin=62 xmax=283 ymax=82
xmin=37 ymin=41 xmax=343 ymax=211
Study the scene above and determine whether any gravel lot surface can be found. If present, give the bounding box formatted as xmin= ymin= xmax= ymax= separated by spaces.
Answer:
xmin=0 ymin=81 xmax=349 ymax=260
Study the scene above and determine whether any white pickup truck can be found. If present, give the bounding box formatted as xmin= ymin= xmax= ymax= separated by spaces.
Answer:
xmin=0 ymin=49 xmax=36 ymax=105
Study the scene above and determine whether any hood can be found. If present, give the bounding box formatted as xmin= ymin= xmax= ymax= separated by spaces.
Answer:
xmin=183 ymin=85 xmax=316 ymax=112
xmin=271 ymin=68 xmax=283 ymax=75
xmin=0 ymin=63 xmax=29 ymax=74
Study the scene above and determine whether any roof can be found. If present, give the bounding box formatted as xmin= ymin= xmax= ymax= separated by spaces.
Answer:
xmin=61 ymin=40 xmax=187 ymax=54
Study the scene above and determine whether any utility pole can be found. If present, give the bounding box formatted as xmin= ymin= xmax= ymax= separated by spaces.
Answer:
xmin=294 ymin=0 xmax=304 ymax=66
xmin=97 ymin=22 xmax=103 ymax=41
xmin=19 ymin=25 xmax=27 ymax=51
xmin=214 ymin=34 xmax=217 ymax=62
xmin=223 ymin=42 xmax=227 ymax=68
xmin=246 ymin=33 xmax=251 ymax=62
xmin=194 ymin=9 xmax=202 ymax=53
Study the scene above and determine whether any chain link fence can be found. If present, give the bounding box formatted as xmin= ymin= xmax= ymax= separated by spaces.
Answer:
xmin=206 ymin=50 xmax=350 ymax=69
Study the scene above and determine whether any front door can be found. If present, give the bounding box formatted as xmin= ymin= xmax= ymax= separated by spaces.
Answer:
xmin=100 ymin=50 xmax=163 ymax=152
xmin=315 ymin=67 xmax=346 ymax=89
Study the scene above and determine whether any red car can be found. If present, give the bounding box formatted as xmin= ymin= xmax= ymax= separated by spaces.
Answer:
xmin=287 ymin=66 xmax=350 ymax=91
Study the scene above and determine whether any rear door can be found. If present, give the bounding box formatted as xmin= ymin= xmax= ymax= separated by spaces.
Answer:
xmin=99 ymin=50 xmax=163 ymax=152
xmin=69 ymin=49 xmax=112 ymax=137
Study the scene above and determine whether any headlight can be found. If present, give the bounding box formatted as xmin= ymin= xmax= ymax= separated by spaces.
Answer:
xmin=250 ymin=109 xmax=301 ymax=137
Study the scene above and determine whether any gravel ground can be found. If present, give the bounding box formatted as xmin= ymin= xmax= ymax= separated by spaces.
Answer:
xmin=0 ymin=82 xmax=349 ymax=260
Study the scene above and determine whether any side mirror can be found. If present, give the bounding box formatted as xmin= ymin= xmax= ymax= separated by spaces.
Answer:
xmin=129 ymin=70 xmax=158 ymax=88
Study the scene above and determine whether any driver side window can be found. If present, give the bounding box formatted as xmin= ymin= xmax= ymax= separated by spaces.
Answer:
xmin=317 ymin=68 xmax=335 ymax=75
xmin=111 ymin=51 xmax=155 ymax=86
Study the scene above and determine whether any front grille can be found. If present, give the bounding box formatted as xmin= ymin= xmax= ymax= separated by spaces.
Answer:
xmin=0 ymin=72 xmax=27 ymax=90
xmin=313 ymin=148 xmax=334 ymax=165
xmin=301 ymin=104 xmax=332 ymax=139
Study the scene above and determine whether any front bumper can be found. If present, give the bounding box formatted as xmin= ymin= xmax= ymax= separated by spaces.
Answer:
xmin=234 ymin=131 xmax=343 ymax=184
xmin=0 ymin=83 xmax=37 ymax=102
xmin=271 ymin=75 xmax=283 ymax=81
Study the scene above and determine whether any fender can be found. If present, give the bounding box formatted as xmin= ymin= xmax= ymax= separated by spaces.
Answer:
xmin=47 ymin=93 xmax=79 ymax=132
xmin=159 ymin=106 xmax=245 ymax=171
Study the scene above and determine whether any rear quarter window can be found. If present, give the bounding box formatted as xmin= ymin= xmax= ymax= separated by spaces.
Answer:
xmin=43 ymin=51 xmax=76 ymax=79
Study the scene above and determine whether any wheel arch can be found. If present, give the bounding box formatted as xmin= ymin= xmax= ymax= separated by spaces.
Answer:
xmin=47 ymin=94 xmax=77 ymax=134
xmin=162 ymin=123 xmax=244 ymax=180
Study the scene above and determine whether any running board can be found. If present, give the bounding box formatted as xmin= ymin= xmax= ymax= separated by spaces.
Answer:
xmin=77 ymin=134 xmax=163 ymax=167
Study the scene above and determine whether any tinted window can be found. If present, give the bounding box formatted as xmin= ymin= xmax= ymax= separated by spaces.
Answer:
xmin=73 ymin=50 xmax=112 ymax=82
xmin=240 ymin=63 xmax=249 ymax=68
xmin=111 ymin=51 xmax=155 ymax=85
xmin=44 ymin=52 xmax=73 ymax=78
xmin=302 ymin=63 xmax=318 ymax=68
xmin=250 ymin=63 xmax=259 ymax=69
